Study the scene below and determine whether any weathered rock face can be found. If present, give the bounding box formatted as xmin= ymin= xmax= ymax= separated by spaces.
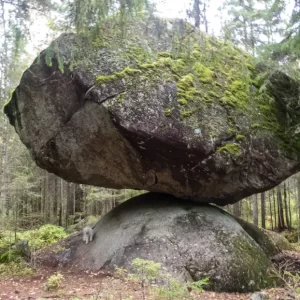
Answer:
xmin=42 ymin=193 xmax=280 ymax=292
xmin=233 ymin=216 xmax=293 ymax=257
xmin=4 ymin=17 xmax=300 ymax=205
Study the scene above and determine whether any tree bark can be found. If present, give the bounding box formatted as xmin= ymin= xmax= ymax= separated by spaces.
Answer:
xmin=233 ymin=202 xmax=240 ymax=217
xmin=194 ymin=0 xmax=201 ymax=28
xmin=261 ymin=192 xmax=266 ymax=228
xmin=268 ymin=191 xmax=273 ymax=230
xmin=252 ymin=194 xmax=258 ymax=226
xmin=277 ymin=185 xmax=285 ymax=231
xmin=297 ymin=176 xmax=300 ymax=241
xmin=283 ymin=182 xmax=290 ymax=230
xmin=273 ymin=189 xmax=277 ymax=229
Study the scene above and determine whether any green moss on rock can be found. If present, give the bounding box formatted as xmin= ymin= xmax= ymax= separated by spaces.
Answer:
xmin=22 ymin=17 xmax=300 ymax=159
xmin=164 ymin=107 xmax=172 ymax=117
xmin=96 ymin=67 xmax=142 ymax=84
xmin=230 ymin=235 xmax=279 ymax=290
xmin=116 ymin=92 xmax=125 ymax=104
xmin=157 ymin=52 xmax=171 ymax=58
xmin=3 ymin=89 xmax=15 ymax=111
xmin=176 ymin=74 xmax=199 ymax=104
xmin=217 ymin=143 xmax=241 ymax=156
xmin=236 ymin=134 xmax=246 ymax=141
xmin=193 ymin=62 xmax=214 ymax=83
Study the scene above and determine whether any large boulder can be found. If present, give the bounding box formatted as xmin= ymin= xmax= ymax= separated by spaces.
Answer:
xmin=4 ymin=17 xmax=300 ymax=205
xmin=233 ymin=216 xmax=293 ymax=256
xmin=39 ymin=193 xmax=278 ymax=292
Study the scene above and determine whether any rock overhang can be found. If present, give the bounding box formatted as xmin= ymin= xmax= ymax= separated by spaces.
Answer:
xmin=4 ymin=16 xmax=300 ymax=205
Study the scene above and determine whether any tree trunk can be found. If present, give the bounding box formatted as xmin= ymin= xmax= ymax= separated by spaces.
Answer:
xmin=252 ymin=194 xmax=258 ymax=226
xmin=203 ymin=2 xmax=208 ymax=33
xmin=233 ymin=202 xmax=240 ymax=217
xmin=261 ymin=192 xmax=266 ymax=229
xmin=287 ymin=180 xmax=292 ymax=229
xmin=273 ymin=189 xmax=277 ymax=229
xmin=297 ymin=176 xmax=300 ymax=241
xmin=59 ymin=178 xmax=63 ymax=226
xmin=268 ymin=191 xmax=273 ymax=230
xmin=283 ymin=182 xmax=290 ymax=230
xmin=193 ymin=0 xmax=201 ymax=28
xmin=277 ymin=185 xmax=285 ymax=231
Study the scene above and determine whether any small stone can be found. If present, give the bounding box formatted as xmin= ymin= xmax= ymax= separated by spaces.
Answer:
xmin=250 ymin=291 xmax=269 ymax=300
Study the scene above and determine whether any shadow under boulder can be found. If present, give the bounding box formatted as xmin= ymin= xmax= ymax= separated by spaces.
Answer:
xmin=39 ymin=193 xmax=286 ymax=292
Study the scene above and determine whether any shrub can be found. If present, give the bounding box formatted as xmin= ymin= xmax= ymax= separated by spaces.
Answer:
xmin=121 ymin=258 xmax=209 ymax=300
xmin=19 ymin=224 xmax=67 ymax=249
xmin=154 ymin=274 xmax=209 ymax=299
xmin=44 ymin=272 xmax=64 ymax=291
xmin=0 ymin=261 xmax=33 ymax=278
xmin=0 ymin=248 xmax=22 ymax=263
xmin=130 ymin=258 xmax=161 ymax=284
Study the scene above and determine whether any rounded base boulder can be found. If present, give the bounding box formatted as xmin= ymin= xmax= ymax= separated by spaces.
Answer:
xmin=49 ymin=193 xmax=278 ymax=292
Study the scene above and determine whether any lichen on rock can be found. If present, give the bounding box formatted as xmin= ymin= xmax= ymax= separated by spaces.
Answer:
xmin=4 ymin=15 xmax=300 ymax=205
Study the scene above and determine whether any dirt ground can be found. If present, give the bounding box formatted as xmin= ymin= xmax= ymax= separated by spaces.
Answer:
xmin=0 ymin=244 xmax=298 ymax=300
xmin=0 ymin=266 xmax=289 ymax=300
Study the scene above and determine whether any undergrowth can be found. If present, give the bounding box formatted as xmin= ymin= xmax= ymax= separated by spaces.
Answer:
xmin=0 ymin=260 xmax=33 ymax=278
xmin=44 ymin=272 xmax=64 ymax=291
xmin=116 ymin=258 xmax=209 ymax=300
xmin=0 ymin=224 xmax=67 ymax=250
xmin=0 ymin=224 xmax=67 ymax=277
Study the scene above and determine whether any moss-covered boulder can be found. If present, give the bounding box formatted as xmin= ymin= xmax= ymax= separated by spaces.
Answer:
xmin=4 ymin=16 xmax=300 ymax=205
xmin=41 ymin=193 xmax=278 ymax=292
xmin=234 ymin=216 xmax=293 ymax=256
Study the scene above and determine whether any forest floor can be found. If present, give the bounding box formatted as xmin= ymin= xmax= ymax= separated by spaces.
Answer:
xmin=1 ymin=239 xmax=299 ymax=300
xmin=0 ymin=265 xmax=290 ymax=300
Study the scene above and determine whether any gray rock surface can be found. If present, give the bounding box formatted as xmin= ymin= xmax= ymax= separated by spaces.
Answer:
xmin=233 ymin=216 xmax=293 ymax=257
xmin=4 ymin=17 xmax=300 ymax=205
xmin=250 ymin=292 xmax=269 ymax=300
xmin=44 ymin=193 xmax=279 ymax=292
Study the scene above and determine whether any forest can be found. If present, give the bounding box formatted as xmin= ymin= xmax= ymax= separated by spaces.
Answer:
xmin=0 ymin=0 xmax=300 ymax=299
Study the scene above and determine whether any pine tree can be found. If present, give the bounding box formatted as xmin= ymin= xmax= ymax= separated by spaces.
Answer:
xmin=271 ymin=0 xmax=300 ymax=60
xmin=68 ymin=0 xmax=149 ymax=34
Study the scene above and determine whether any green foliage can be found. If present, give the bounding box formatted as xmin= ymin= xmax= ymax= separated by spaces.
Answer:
xmin=280 ymin=271 xmax=300 ymax=298
xmin=19 ymin=224 xmax=67 ymax=249
xmin=72 ymin=0 xmax=149 ymax=34
xmin=155 ymin=275 xmax=209 ymax=299
xmin=222 ymin=0 xmax=285 ymax=55
xmin=0 ymin=248 xmax=23 ymax=263
xmin=44 ymin=272 xmax=64 ymax=291
xmin=115 ymin=266 xmax=129 ymax=280
xmin=130 ymin=258 xmax=161 ymax=283
xmin=154 ymin=275 xmax=189 ymax=299
xmin=0 ymin=261 xmax=33 ymax=278
xmin=120 ymin=258 xmax=209 ymax=299
xmin=0 ymin=232 xmax=12 ymax=250
xmin=271 ymin=1 xmax=300 ymax=61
